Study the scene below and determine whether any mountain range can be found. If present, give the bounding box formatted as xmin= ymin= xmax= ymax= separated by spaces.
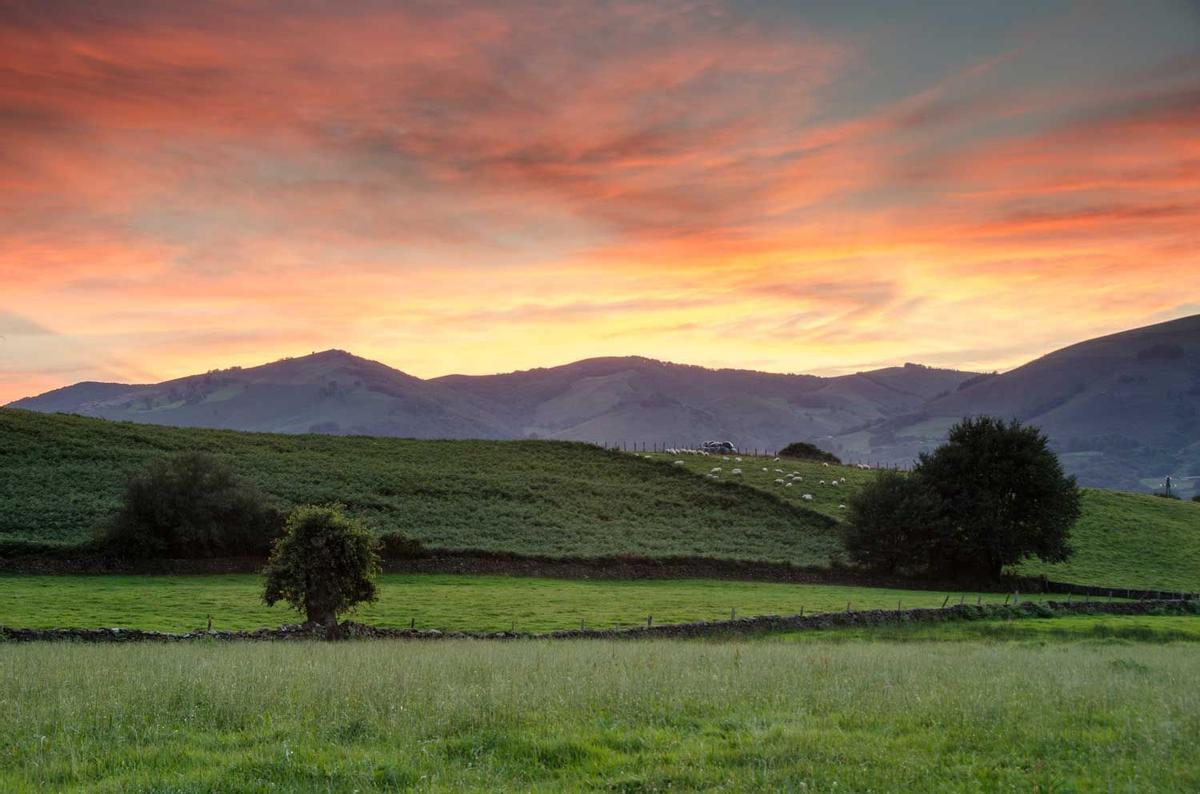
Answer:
xmin=10 ymin=314 xmax=1200 ymax=494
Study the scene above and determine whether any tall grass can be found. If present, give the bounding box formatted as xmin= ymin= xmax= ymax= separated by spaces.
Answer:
xmin=1 ymin=641 xmax=1196 ymax=791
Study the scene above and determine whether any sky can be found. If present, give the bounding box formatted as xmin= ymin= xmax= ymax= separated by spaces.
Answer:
xmin=1 ymin=0 xmax=1198 ymax=402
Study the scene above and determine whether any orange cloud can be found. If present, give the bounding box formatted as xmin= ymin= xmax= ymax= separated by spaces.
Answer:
xmin=1 ymin=1 xmax=1198 ymax=402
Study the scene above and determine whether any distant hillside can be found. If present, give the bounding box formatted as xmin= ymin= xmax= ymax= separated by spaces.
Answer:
xmin=0 ymin=408 xmax=838 ymax=566
xmin=828 ymin=314 xmax=1200 ymax=493
xmin=9 ymin=352 xmax=974 ymax=454
xmin=10 ymin=314 xmax=1200 ymax=492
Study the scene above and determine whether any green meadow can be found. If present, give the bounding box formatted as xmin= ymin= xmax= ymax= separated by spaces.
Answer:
xmin=2 ymin=639 xmax=1198 ymax=791
xmin=0 ymin=573 xmax=1045 ymax=633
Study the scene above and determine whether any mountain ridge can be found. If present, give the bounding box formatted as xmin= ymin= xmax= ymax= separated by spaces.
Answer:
xmin=10 ymin=314 xmax=1200 ymax=492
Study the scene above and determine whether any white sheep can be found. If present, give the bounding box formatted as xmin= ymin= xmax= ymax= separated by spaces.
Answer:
xmin=710 ymin=467 xmax=722 ymax=473
xmin=838 ymin=504 xmax=847 ymax=510
xmin=801 ymin=494 xmax=814 ymax=501
xmin=822 ymin=462 xmax=829 ymax=467
xmin=785 ymin=482 xmax=793 ymax=487
xmin=735 ymin=457 xmax=743 ymax=462
xmin=774 ymin=478 xmax=786 ymax=485
xmin=673 ymin=460 xmax=685 ymax=466
xmin=731 ymin=468 xmax=742 ymax=475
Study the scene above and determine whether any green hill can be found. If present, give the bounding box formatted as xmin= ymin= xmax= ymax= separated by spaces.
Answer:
xmin=0 ymin=409 xmax=838 ymax=565
xmin=655 ymin=452 xmax=1200 ymax=592
xmin=4 ymin=409 xmax=1197 ymax=591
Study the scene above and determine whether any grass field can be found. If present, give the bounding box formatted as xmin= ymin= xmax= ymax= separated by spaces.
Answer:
xmin=1019 ymin=489 xmax=1200 ymax=592
xmin=771 ymin=614 xmax=1200 ymax=643
xmin=0 ymin=574 xmax=1047 ymax=633
xmin=5 ymin=409 xmax=1198 ymax=593
xmin=1 ymin=639 xmax=1197 ymax=791
xmin=0 ymin=408 xmax=837 ymax=564
xmin=661 ymin=451 xmax=1200 ymax=592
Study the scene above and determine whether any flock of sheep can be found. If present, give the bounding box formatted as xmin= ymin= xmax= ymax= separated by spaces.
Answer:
xmin=647 ymin=448 xmax=857 ymax=511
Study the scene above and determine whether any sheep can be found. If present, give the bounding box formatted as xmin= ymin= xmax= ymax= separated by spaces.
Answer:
xmin=730 ymin=468 xmax=742 ymax=475
xmin=735 ymin=457 xmax=743 ymax=462
xmin=801 ymin=494 xmax=814 ymax=501
xmin=762 ymin=467 xmax=769 ymax=472
xmin=710 ymin=467 xmax=722 ymax=474
xmin=819 ymin=480 xmax=825 ymax=485
xmin=822 ymin=462 xmax=829 ymax=467
xmin=722 ymin=456 xmax=730 ymax=461
xmin=838 ymin=504 xmax=847 ymax=510
xmin=785 ymin=482 xmax=793 ymax=487
xmin=673 ymin=460 xmax=685 ymax=466
xmin=774 ymin=478 xmax=786 ymax=485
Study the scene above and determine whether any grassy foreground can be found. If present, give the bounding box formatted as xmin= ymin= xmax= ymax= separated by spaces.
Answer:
xmin=2 ymin=640 xmax=1198 ymax=791
xmin=0 ymin=574 xmax=1043 ymax=633
xmin=0 ymin=408 xmax=837 ymax=564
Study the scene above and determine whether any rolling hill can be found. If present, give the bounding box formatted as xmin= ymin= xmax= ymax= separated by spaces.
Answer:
xmin=3 ymin=408 xmax=1197 ymax=592
xmin=0 ymin=408 xmax=839 ymax=566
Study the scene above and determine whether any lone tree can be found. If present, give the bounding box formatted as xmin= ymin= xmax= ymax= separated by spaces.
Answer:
xmin=844 ymin=417 xmax=1080 ymax=581
xmin=101 ymin=452 xmax=281 ymax=558
xmin=262 ymin=505 xmax=380 ymax=633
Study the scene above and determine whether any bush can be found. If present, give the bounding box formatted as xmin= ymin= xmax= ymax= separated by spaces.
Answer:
xmin=262 ymin=504 xmax=380 ymax=630
xmin=843 ymin=471 xmax=943 ymax=574
xmin=378 ymin=530 xmax=428 ymax=559
xmin=778 ymin=442 xmax=840 ymax=464
xmin=99 ymin=452 xmax=282 ymax=558
xmin=1193 ymin=495 xmax=1200 ymax=503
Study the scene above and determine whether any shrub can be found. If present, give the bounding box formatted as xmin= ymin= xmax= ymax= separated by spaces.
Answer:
xmin=378 ymin=530 xmax=428 ymax=559
xmin=262 ymin=504 xmax=380 ymax=630
xmin=778 ymin=442 xmax=840 ymax=464
xmin=1193 ymin=495 xmax=1200 ymax=503
xmin=843 ymin=470 xmax=943 ymax=574
xmin=99 ymin=452 xmax=282 ymax=558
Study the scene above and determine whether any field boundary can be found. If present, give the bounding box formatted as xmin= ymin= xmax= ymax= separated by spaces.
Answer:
xmin=3 ymin=598 xmax=1196 ymax=643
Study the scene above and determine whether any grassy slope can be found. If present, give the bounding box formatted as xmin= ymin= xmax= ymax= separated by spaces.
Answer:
xmin=2 ymin=641 xmax=1197 ymax=791
xmin=768 ymin=614 xmax=1200 ymax=643
xmin=0 ymin=573 xmax=1050 ymax=633
xmin=656 ymin=452 xmax=1200 ymax=592
xmin=1020 ymin=489 xmax=1200 ymax=592
xmin=0 ymin=409 xmax=837 ymax=565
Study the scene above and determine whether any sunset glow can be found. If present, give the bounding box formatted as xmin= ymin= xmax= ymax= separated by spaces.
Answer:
xmin=1 ymin=1 xmax=1198 ymax=402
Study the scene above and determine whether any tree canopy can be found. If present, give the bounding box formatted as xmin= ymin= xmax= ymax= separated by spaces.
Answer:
xmin=844 ymin=417 xmax=1080 ymax=581
xmin=262 ymin=504 xmax=380 ymax=632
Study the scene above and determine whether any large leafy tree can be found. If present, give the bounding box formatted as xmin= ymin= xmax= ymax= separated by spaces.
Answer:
xmin=844 ymin=417 xmax=1080 ymax=581
xmin=915 ymin=416 xmax=1080 ymax=579
xmin=262 ymin=504 xmax=380 ymax=632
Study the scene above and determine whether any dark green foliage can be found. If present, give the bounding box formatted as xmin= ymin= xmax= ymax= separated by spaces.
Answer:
xmin=0 ymin=409 xmax=835 ymax=564
xmin=378 ymin=531 xmax=428 ymax=559
xmin=778 ymin=442 xmax=840 ymax=464
xmin=915 ymin=417 xmax=1080 ymax=579
xmin=262 ymin=505 xmax=380 ymax=627
xmin=844 ymin=417 xmax=1080 ymax=581
xmin=99 ymin=452 xmax=282 ymax=558
xmin=1193 ymin=495 xmax=1200 ymax=503
xmin=842 ymin=471 xmax=943 ymax=574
